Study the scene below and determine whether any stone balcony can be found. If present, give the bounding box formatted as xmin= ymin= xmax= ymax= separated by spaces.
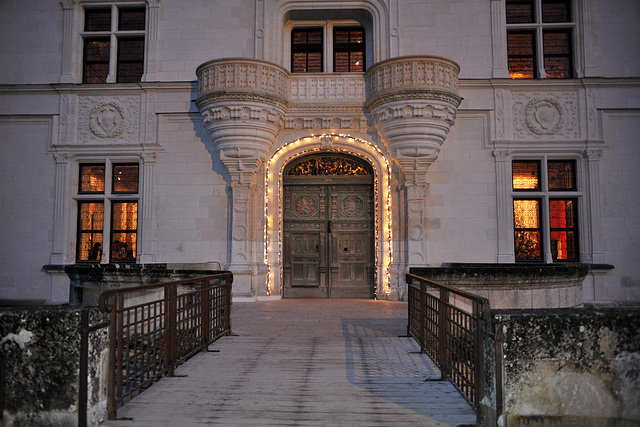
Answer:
xmin=195 ymin=56 xmax=462 ymax=176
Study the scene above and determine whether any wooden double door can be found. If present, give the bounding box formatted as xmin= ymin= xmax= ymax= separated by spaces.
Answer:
xmin=283 ymin=177 xmax=374 ymax=298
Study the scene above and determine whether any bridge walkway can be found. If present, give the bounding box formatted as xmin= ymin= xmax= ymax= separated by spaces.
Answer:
xmin=101 ymin=299 xmax=476 ymax=426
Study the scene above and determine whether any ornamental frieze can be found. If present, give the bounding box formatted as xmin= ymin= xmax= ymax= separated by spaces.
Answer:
xmin=78 ymin=96 xmax=139 ymax=143
xmin=289 ymin=75 xmax=365 ymax=103
xmin=513 ymin=92 xmax=578 ymax=140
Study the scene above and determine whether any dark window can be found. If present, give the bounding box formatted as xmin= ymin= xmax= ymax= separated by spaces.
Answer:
xmin=506 ymin=0 xmax=534 ymax=23
xmin=85 ymin=8 xmax=111 ymax=31
xmin=83 ymin=39 xmax=110 ymax=83
xmin=112 ymin=164 xmax=139 ymax=193
xmin=542 ymin=0 xmax=571 ymax=23
xmin=547 ymin=160 xmax=575 ymax=190
xmin=119 ymin=8 xmax=146 ymax=31
xmin=292 ymin=28 xmax=323 ymax=73
xmin=334 ymin=27 xmax=365 ymax=72
xmin=117 ymin=37 xmax=145 ymax=83
xmin=83 ymin=7 xmax=145 ymax=84
xmin=543 ymin=30 xmax=572 ymax=78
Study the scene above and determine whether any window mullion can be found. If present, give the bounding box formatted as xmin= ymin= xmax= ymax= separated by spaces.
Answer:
xmin=536 ymin=26 xmax=546 ymax=78
xmin=107 ymin=7 xmax=118 ymax=83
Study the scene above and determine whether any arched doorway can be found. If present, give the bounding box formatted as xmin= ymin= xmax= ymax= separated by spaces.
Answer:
xmin=282 ymin=153 xmax=375 ymax=298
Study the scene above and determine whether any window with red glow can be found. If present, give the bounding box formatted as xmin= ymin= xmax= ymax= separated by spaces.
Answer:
xmin=512 ymin=159 xmax=579 ymax=262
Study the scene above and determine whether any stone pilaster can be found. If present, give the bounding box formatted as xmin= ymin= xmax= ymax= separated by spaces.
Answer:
xmin=138 ymin=152 xmax=156 ymax=264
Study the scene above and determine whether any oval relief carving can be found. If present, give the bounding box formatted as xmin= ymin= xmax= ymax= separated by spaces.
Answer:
xmin=525 ymin=97 xmax=564 ymax=135
xmin=90 ymin=103 xmax=126 ymax=138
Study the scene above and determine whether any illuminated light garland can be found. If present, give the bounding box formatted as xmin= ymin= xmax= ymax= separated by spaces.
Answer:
xmin=264 ymin=134 xmax=393 ymax=298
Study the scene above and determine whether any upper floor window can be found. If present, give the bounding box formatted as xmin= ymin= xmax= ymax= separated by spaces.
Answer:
xmin=506 ymin=0 xmax=574 ymax=78
xmin=77 ymin=162 xmax=139 ymax=262
xmin=512 ymin=159 xmax=579 ymax=262
xmin=82 ymin=6 xmax=146 ymax=83
xmin=290 ymin=25 xmax=366 ymax=73
xmin=292 ymin=28 xmax=323 ymax=72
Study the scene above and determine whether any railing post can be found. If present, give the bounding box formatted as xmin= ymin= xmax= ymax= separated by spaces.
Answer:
xmin=165 ymin=284 xmax=177 ymax=376
xmin=78 ymin=310 xmax=89 ymax=427
xmin=419 ymin=280 xmax=427 ymax=351
xmin=106 ymin=296 xmax=117 ymax=420
xmin=225 ymin=274 xmax=232 ymax=335
xmin=201 ymin=278 xmax=210 ymax=348
xmin=439 ymin=288 xmax=449 ymax=381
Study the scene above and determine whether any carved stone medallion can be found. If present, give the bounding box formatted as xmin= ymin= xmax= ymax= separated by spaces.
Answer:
xmin=90 ymin=103 xmax=126 ymax=138
xmin=525 ymin=97 xmax=564 ymax=135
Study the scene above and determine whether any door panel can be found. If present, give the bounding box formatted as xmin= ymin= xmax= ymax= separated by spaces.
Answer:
xmin=283 ymin=180 xmax=373 ymax=299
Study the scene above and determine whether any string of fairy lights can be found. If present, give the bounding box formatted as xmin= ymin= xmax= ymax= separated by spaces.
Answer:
xmin=263 ymin=133 xmax=393 ymax=298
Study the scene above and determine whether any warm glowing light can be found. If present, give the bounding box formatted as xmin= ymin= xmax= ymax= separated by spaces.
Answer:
xmin=264 ymin=133 xmax=393 ymax=298
xmin=513 ymin=175 xmax=538 ymax=189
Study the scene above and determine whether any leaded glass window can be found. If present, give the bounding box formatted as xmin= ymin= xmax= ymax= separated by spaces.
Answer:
xmin=76 ymin=161 xmax=140 ymax=263
xmin=512 ymin=159 xmax=579 ymax=262
xmin=506 ymin=0 xmax=574 ymax=79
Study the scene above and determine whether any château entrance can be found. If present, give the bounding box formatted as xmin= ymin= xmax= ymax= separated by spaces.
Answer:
xmin=282 ymin=154 xmax=374 ymax=298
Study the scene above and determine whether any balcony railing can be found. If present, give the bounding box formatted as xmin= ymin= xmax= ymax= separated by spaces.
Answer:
xmin=407 ymin=273 xmax=490 ymax=410
xmin=98 ymin=272 xmax=233 ymax=420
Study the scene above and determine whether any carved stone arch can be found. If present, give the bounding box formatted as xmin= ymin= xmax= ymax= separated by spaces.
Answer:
xmin=264 ymin=134 xmax=397 ymax=299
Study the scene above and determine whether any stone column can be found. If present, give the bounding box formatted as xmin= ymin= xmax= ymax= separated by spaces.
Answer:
xmin=365 ymin=56 xmax=462 ymax=278
xmin=195 ymin=59 xmax=287 ymax=298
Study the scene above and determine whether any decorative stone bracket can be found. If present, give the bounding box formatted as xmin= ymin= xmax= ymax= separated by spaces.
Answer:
xmin=364 ymin=56 xmax=462 ymax=184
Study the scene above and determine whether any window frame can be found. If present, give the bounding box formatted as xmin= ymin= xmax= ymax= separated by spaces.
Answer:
xmin=511 ymin=157 xmax=581 ymax=262
xmin=285 ymin=19 xmax=371 ymax=74
xmin=75 ymin=160 xmax=141 ymax=263
xmin=505 ymin=0 xmax=576 ymax=79
xmin=81 ymin=4 xmax=147 ymax=84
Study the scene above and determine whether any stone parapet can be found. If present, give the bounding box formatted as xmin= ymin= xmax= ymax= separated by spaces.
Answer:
xmin=411 ymin=263 xmax=588 ymax=309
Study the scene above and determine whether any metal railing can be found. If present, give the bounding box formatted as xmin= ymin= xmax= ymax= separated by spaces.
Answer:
xmin=407 ymin=273 xmax=490 ymax=408
xmin=98 ymin=272 xmax=233 ymax=420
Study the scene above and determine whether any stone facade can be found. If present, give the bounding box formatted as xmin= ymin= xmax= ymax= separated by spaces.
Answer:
xmin=0 ymin=0 xmax=639 ymax=303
